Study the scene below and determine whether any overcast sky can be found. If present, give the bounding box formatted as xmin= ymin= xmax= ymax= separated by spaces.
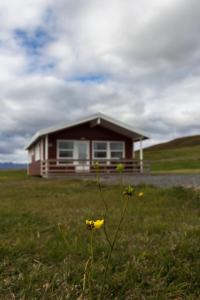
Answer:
xmin=0 ymin=0 xmax=200 ymax=162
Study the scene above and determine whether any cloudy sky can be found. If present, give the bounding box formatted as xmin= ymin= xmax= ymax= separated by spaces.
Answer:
xmin=0 ymin=0 xmax=200 ymax=162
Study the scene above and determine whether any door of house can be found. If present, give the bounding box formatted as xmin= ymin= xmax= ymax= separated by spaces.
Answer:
xmin=75 ymin=141 xmax=90 ymax=172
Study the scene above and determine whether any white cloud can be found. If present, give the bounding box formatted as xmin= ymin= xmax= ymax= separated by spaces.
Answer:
xmin=0 ymin=0 xmax=200 ymax=162
xmin=0 ymin=0 xmax=52 ymax=31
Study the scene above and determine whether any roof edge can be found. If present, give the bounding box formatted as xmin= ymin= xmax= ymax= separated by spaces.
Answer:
xmin=25 ymin=112 xmax=149 ymax=149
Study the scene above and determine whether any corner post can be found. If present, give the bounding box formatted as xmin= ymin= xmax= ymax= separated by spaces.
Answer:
xmin=132 ymin=141 xmax=135 ymax=158
xmin=45 ymin=135 xmax=48 ymax=177
xmin=27 ymin=150 xmax=30 ymax=175
xmin=139 ymin=137 xmax=143 ymax=173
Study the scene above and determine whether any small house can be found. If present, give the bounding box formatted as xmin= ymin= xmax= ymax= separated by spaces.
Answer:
xmin=25 ymin=113 xmax=149 ymax=177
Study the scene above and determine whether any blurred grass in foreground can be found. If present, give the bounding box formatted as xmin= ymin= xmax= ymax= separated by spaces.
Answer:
xmin=0 ymin=170 xmax=200 ymax=299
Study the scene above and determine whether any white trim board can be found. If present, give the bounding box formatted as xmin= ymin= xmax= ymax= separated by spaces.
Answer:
xmin=25 ymin=112 xmax=149 ymax=149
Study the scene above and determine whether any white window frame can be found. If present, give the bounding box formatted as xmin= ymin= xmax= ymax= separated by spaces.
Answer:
xmin=92 ymin=141 xmax=125 ymax=162
xmin=57 ymin=140 xmax=89 ymax=165
xmin=92 ymin=141 xmax=108 ymax=160
xmin=57 ymin=140 xmax=74 ymax=165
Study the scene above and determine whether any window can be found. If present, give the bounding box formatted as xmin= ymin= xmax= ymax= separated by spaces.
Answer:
xmin=93 ymin=142 xmax=107 ymax=159
xmin=93 ymin=141 xmax=124 ymax=160
xmin=58 ymin=141 xmax=74 ymax=162
xmin=110 ymin=142 xmax=123 ymax=159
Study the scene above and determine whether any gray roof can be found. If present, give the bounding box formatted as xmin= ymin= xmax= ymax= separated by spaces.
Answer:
xmin=25 ymin=112 xmax=149 ymax=149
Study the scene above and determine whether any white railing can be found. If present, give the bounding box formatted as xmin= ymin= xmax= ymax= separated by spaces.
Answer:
xmin=41 ymin=159 xmax=151 ymax=177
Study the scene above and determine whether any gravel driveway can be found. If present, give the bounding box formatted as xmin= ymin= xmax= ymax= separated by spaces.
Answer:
xmin=99 ymin=174 xmax=200 ymax=188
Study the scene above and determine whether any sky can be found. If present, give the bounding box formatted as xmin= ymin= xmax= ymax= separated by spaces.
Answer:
xmin=0 ymin=0 xmax=200 ymax=162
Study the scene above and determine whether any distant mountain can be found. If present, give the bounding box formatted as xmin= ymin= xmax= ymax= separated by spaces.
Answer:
xmin=0 ymin=162 xmax=26 ymax=170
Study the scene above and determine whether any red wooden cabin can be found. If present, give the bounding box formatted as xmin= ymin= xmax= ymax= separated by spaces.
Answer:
xmin=25 ymin=113 xmax=149 ymax=177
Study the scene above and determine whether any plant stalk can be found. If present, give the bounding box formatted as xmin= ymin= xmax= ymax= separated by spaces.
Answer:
xmin=99 ymin=195 xmax=129 ymax=300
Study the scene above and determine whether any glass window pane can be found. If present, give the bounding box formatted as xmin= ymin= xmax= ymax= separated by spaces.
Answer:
xmin=59 ymin=141 xmax=74 ymax=149
xmin=111 ymin=151 xmax=123 ymax=159
xmin=59 ymin=150 xmax=73 ymax=158
xmin=94 ymin=142 xmax=107 ymax=150
xmin=78 ymin=143 xmax=87 ymax=159
xmin=110 ymin=142 xmax=123 ymax=151
xmin=94 ymin=151 xmax=107 ymax=158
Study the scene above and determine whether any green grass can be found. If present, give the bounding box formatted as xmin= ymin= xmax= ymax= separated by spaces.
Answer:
xmin=1 ymin=170 xmax=200 ymax=299
xmin=144 ymin=145 xmax=200 ymax=161
xmin=0 ymin=169 xmax=28 ymax=181
xmin=150 ymin=157 xmax=200 ymax=172
xmin=136 ymin=138 xmax=200 ymax=172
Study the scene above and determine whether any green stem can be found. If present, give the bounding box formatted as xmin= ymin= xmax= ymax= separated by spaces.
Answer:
xmin=96 ymin=172 xmax=112 ymax=248
xmin=99 ymin=195 xmax=129 ymax=300
xmin=88 ymin=230 xmax=94 ymax=300
xmin=119 ymin=172 xmax=123 ymax=196
xmin=82 ymin=257 xmax=91 ymax=294
xmin=90 ymin=230 xmax=94 ymax=264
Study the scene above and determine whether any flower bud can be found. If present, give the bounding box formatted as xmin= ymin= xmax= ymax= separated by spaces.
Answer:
xmin=116 ymin=163 xmax=124 ymax=173
xmin=123 ymin=185 xmax=134 ymax=196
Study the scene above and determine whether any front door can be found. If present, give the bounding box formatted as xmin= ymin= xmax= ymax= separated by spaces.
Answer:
xmin=75 ymin=141 xmax=90 ymax=172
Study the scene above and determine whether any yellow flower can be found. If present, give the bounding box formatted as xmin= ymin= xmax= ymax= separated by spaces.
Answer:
xmin=94 ymin=219 xmax=104 ymax=229
xmin=86 ymin=220 xmax=94 ymax=230
xmin=86 ymin=219 xmax=104 ymax=230
xmin=138 ymin=192 xmax=144 ymax=197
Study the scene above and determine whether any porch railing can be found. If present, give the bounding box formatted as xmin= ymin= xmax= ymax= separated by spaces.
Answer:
xmin=41 ymin=159 xmax=151 ymax=177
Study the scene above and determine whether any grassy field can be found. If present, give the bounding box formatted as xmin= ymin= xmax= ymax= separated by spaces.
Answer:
xmin=1 ymin=170 xmax=200 ymax=299
xmin=136 ymin=136 xmax=200 ymax=173
xmin=146 ymin=152 xmax=200 ymax=173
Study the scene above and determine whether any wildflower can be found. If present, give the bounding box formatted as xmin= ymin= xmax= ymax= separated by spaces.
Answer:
xmin=86 ymin=219 xmax=104 ymax=230
xmin=94 ymin=219 xmax=104 ymax=229
xmin=123 ymin=185 xmax=134 ymax=196
xmin=86 ymin=220 xmax=95 ymax=230
xmin=138 ymin=192 xmax=144 ymax=197
xmin=116 ymin=163 xmax=124 ymax=173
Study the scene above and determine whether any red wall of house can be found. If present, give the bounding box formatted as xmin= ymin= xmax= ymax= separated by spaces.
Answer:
xmin=28 ymin=159 xmax=41 ymax=176
xmin=48 ymin=122 xmax=133 ymax=159
xmin=28 ymin=140 xmax=43 ymax=176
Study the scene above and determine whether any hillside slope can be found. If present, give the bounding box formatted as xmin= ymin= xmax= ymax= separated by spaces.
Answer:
xmin=140 ymin=135 xmax=200 ymax=172
xmin=145 ymin=135 xmax=200 ymax=151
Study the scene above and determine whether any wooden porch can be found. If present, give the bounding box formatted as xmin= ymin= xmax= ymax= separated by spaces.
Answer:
xmin=41 ymin=159 xmax=151 ymax=177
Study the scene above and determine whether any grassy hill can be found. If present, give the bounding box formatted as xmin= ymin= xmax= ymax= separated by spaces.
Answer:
xmin=1 ymin=170 xmax=200 ymax=299
xmin=146 ymin=135 xmax=200 ymax=151
xmin=139 ymin=135 xmax=200 ymax=173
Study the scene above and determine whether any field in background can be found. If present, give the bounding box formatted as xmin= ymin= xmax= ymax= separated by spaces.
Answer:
xmin=0 ymin=170 xmax=200 ymax=299
xmin=138 ymin=135 xmax=200 ymax=173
